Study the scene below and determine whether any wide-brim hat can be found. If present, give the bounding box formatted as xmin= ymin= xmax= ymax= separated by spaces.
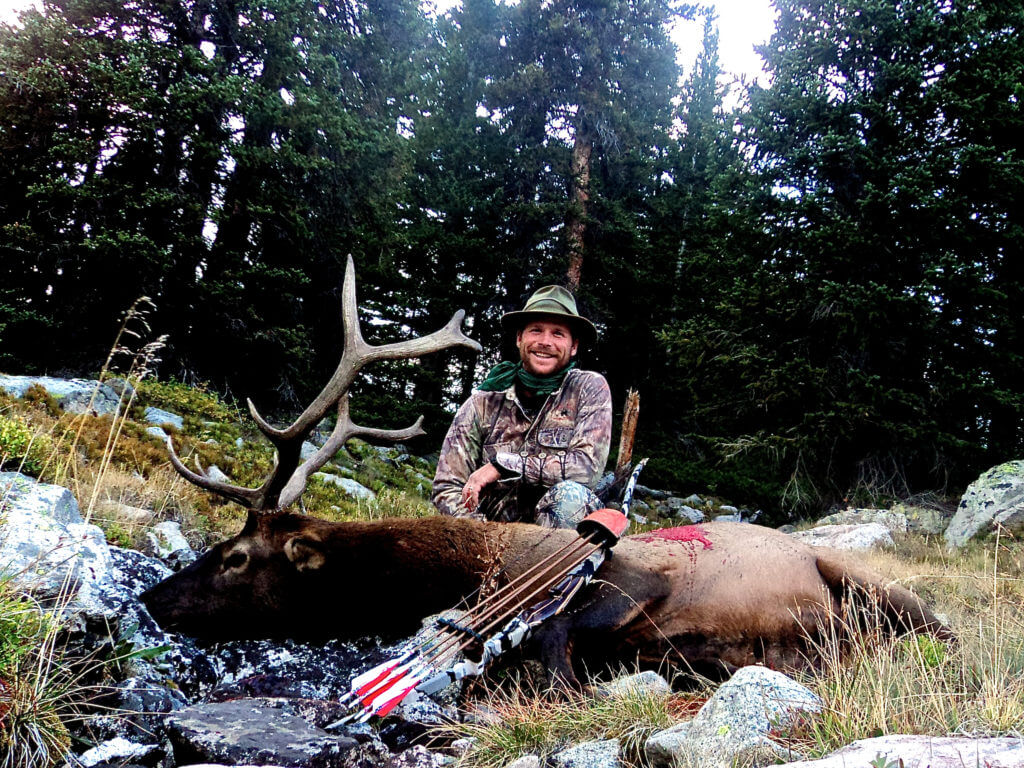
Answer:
xmin=500 ymin=285 xmax=598 ymax=344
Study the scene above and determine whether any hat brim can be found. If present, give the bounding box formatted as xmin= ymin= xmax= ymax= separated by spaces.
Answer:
xmin=500 ymin=310 xmax=598 ymax=344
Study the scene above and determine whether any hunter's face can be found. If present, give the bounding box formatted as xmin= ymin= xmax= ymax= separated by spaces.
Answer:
xmin=516 ymin=319 xmax=578 ymax=377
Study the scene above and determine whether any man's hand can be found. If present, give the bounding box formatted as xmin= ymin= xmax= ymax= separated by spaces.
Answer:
xmin=461 ymin=462 xmax=501 ymax=513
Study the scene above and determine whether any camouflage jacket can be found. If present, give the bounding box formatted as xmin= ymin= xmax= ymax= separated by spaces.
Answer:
xmin=432 ymin=368 xmax=612 ymax=522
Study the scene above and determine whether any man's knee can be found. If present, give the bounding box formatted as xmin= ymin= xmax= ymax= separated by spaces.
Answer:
xmin=534 ymin=481 xmax=601 ymax=529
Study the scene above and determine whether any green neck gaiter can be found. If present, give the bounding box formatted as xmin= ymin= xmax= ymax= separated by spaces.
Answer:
xmin=478 ymin=360 xmax=576 ymax=396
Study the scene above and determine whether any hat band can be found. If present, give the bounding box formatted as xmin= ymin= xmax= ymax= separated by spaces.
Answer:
xmin=523 ymin=299 xmax=576 ymax=315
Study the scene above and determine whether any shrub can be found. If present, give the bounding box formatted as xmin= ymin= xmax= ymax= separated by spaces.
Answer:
xmin=0 ymin=413 xmax=50 ymax=475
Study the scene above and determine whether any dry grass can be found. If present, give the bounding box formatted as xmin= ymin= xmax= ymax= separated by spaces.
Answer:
xmin=443 ymin=532 xmax=1024 ymax=768
xmin=446 ymin=675 xmax=697 ymax=768
xmin=788 ymin=531 xmax=1024 ymax=757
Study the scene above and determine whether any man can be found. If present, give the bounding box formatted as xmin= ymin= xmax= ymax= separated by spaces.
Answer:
xmin=432 ymin=285 xmax=612 ymax=528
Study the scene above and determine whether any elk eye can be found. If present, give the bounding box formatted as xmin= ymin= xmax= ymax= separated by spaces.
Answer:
xmin=222 ymin=552 xmax=248 ymax=570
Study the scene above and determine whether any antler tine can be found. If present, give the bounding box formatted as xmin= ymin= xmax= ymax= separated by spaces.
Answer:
xmin=166 ymin=437 xmax=263 ymax=509
xmin=369 ymin=309 xmax=483 ymax=362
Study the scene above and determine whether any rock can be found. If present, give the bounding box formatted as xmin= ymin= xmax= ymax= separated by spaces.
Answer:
xmin=315 ymin=472 xmax=377 ymax=501
xmin=204 ymin=464 xmax=232 ymax=484
xmin=635 ymin=485 xmax=669 ymax=502
xmin=449 ymin=738 xmax=476 ymax=757
xmin=146 ymin=426 xmax=169 ymax=441
xmin=595 ymin=671 xmax=671 ymax=698
xmin=164 ymin=699 xmax=359 ymax=767
xmin=945 ymin=460 xmax=1024 ymax=548
xmin=387 ymin=744 xmax=450 ymax=768
xmin=143 ymin=406 xmax=184 ymax=430
xmin=504 ymin=756 xmax=542 ymax=768
xmin=777 ymin=735 xmax=1024 ymax=768
xmin=678 ymin=505 xmax=704 ymax=523
xmin=789 ymin=522 xmax=894 ymax=550
xmin=76 ymin=736 xmax=159 ymax=767
xmin=683 ymin=494 xmax=703 ymax=506
xmin=665 ymin=497 xmax=705 ymax=523
xmin=95 ymin=500 xmax=154 ymax=526
xmin=719 ymin=505 xmax=738 ymax=514
xmin=645 ymin=666 xmax=821 ymax=768
xmin=551 ymin=739 xmax=620 ymax=768
xmin=891 ymin=503 xmax=949 ymax=535
xmin=815 ymin=508 xmax=908 ymax=534
xmin=0 ymin=472 xmax=122 ymax=620
xmin=713 ymin=513 xmax=742 ymax=523
xmin=0 ymin=374 xmax=123 ymax=416
xmin=301 ymin=441 xmax=319 ymax=461
xmin=87 ymin=675 xmax=190 ymax=743
xmin=200 ymin=635 xmax=397 ymax=704
xmin=145 ymin=521 xmax=196 ymax=569
xmin=102 ymin=377 xmax=136 ymax=401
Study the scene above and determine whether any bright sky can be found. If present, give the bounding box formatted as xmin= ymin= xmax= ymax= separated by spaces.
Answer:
xmin=0 ymin=0 xmax=777 ymax=82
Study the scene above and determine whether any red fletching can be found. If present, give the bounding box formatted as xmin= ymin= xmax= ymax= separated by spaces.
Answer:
xmin=374 ymin=683 xmax=419 ymax=718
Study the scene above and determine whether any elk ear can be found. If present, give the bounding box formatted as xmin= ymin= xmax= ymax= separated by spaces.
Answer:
xmin=284 ymin=535 xmax=326 ymax=572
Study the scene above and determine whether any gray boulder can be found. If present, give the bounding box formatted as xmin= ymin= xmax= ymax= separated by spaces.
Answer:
xmin=645 ymin=666 xmax=821 ymax=768
xmin=145 ymin=520 xmax=197 ymax=569
xmin=665 ymin=497 xmax=705 ymax=523
xmin=0 ymin=472 xmax=120 ymax=620
xmin=143 ymin=406 xmax=184 ymax=431
xmin=551 ymin=739 xmax=620 ymax=768
xmin=777 ymin=735 xmax=1024 ymax=767
xmin=204 ymin=464 xmax=232 ymax=484
xmin=815 ymin=508 xmax=908 ymax=534
xmin=316 ymin=472 xmax=377 ymax=501
xmin=164 ymin=699 xmax=360 ymax=767
xmin=0 ymin=374 xmax=123 ymax=416
xmin=595 ymin=671 xmax=671 ymax=698
xmin=146 ymin=426 xmax=170 ymax=441
xmin=891 ymin=503 xmax=949 ymax=535
xmin=945 ymin=460 xmax=1024 ymax=548
xmin=76 ymin=737 xmax=159 ymax=767
xmin=789 ymin=522 xmax=894 ymax=550
xmin=504 ymin=756 xmax=542 ymax=768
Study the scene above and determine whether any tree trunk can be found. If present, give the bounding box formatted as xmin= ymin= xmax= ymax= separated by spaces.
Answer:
xmin=566 ymin=121 xmax=592 ymax=292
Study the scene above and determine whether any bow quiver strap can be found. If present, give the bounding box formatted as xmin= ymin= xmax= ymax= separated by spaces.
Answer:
xmin=414 ymin=507 xmax=629 ymax=698
xmin=339 ymin=462 xmax=648 ymax=719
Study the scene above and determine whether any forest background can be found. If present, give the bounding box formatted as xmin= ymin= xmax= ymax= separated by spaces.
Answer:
xmin=0 ymin=0 xmax=1021 ymax=522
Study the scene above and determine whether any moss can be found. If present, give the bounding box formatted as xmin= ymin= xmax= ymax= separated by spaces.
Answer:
xmin=137 ymin=379 xmax=237 ymax=424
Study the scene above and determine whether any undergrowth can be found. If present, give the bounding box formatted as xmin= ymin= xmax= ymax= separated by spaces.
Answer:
xmin=447 ymin=677 xmax=692 ymax=768
xmin=0 ymin=578 xmax=78 ymax=768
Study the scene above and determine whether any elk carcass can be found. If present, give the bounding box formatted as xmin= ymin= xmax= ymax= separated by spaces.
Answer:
xmin=141 ymin=259 xmax=952 ymax=686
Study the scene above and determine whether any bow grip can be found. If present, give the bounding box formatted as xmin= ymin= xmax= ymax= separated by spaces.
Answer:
xmin=577 ymin=508 xmax=630 ymax=547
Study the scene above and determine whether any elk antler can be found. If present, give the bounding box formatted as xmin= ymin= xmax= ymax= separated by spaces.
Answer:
xmin=167 ymin=255 xmax=482 ymax=513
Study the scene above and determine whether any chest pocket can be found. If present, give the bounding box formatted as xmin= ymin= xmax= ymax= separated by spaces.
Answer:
xmin=538 ymin=427 xmax=572 ymax=450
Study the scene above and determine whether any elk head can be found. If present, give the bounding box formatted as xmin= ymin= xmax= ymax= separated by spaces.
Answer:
xmin=140 ymin=256 xmax=481 ymax=639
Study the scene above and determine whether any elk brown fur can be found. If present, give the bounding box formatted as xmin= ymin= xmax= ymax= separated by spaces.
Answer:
xmin=141 ymin=513 xmax=952 ymax=684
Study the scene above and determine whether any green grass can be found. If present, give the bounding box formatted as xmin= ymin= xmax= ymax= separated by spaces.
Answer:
xmin=0 ymin=581 xmax=75 ymax=768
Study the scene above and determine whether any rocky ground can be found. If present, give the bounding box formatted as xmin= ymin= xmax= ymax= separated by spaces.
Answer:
xmin=2 ymin=374 xmax=1023 ymax=768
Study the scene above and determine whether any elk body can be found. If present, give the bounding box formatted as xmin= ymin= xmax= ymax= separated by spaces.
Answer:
xmin=141 ymin=513 xmax=951 ymax=682
xmin=141 ymin=258 xmax=951 ymax=685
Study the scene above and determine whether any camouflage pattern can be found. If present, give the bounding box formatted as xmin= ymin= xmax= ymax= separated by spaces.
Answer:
xmin=534 ymin=481 xmax=602 ymax=528
xmin=432 ymin=368 xmax=612 ymax=525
